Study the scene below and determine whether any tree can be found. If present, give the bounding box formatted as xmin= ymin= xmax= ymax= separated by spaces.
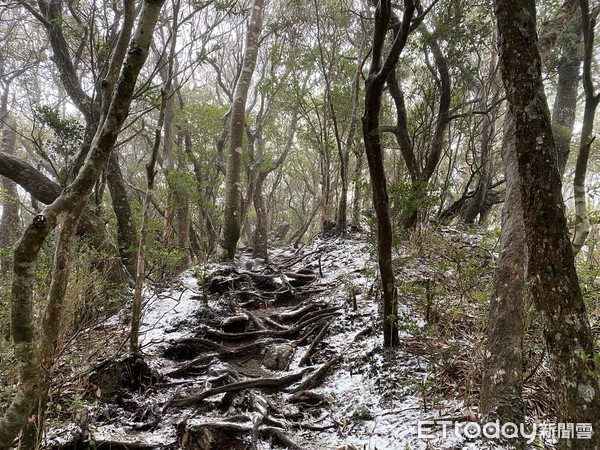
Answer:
xmin=311 ymin=0 xmax=365 ymax=235
xmin=552 ymin=15 xmax=583 ymax=178
xmin=481 ymin=0 xmax=579 ymax=424
xmin=379 ymin=2 xmax=452 ymax=229
xmin=493 ymin=1 xmax=600 ymax=448
xmin=362 ymin=0 xmax=417 ymax=347
xmin=0 ymin=0 xmax=165 ymax=446
xmin=0 ymin=113 xmax=19 ymax=275
xmin=20 ymin=0 xmax=140 ymax=278
xmin=218 ymin=0 xmax=265 ymax=261
xmin=251 ymin=109 xmax=300 ymax=259
xmin=572 ymin=0 xmax=599 ymax=256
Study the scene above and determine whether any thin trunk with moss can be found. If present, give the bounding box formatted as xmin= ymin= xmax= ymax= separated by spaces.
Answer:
xmin=552 ymin=16 xmax=583 ymax=178
xmin=572 ymin=0 xmax=599 ymax=256
xmin=218 ymin=0 xmax=265 ymax=261
xmin=362 ymin=0 xmax=416 ymax=347
xmin=0 ymin=114 xmax=19 ymax=274
xmin=0 ymin=1 xmax=165 ymax=446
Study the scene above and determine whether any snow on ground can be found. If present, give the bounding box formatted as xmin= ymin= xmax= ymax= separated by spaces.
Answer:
xmin=284 ymin=236 xmax=508 ymax=450
xmin=45 ymin=234 xmax=516 ymax=449
xmin=138 ymin=273 xmax=203 ymax=352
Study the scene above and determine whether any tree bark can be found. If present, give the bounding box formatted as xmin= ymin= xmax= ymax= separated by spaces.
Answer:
xmin=0 ymin=1 xmax=165 ymax=446
xmin=131 ymin=95 xmax=164 ymax=355
xmin=0 ymin=114 xmax=20 ymax=274
xmin=162 ymin=81 xmax=177 ymax=249
xmin=481 ymin=0 xmax=581 ymax=424
xmin=362 ymin=0 xmax=416 ymax=347
xmin=572 ymin=0 xmax=599 ymax=256
xmin=494 ymin=1 xmax=600 ymax=448
xmin=252 ymin=173 xmax=269 ymax=260
xmin=218 ymin=0 xmax=265 ymax=261
xmin=351 ymin=143 xmax=365 ymax=226
xmin=106 ymin=152 xmax=139 ymax=276
xmin=552 ymin=16 xmax=583 ymax=178
xmin=480 ymin=117 xmax=526 ymax=423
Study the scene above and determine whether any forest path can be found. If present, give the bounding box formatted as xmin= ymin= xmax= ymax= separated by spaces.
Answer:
xmin=45 ymin=233 xmax=504 ymax=450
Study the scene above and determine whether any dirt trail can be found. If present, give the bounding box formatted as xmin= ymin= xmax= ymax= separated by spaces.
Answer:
xmin=44 ymin=234 xmax=505 ymax=450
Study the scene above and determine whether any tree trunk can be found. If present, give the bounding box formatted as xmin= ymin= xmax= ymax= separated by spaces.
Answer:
xmin=459 ymin=53 xmax=500 ymax=224
xmin=19 ymin=201 xmax=87 ymax=450
xmin=162 ymin=81 xmax=177 ymax=249
xmin=362 ymin=0 xmax=416 ymax=347
xmin=481 ymin=0 xmax=580 ymax=424
xmin=351 ymin=144 xmax=365 ymax=226
xmin=383 ymin=20 xmax=451 ymax=230
xmin=552 ymin=16 xmax=583 ymax=178
xmin=106 ymin=152 xmax=139 ymax=276
xmin=386 ymin=71 xmax=418 ymax=183
xmin=218 ymin=0 xmax=265 ymax=261
xmin=131 ymin=105 xmax=163 ymax=356
xmin=319 ymin=146 xmax=332 ymax=229
xmin=572 ymin=0 xmax=599 ymax=257
xmin=175 ymin=150 xmax=192 ymax=268
xmin=250 ymin=107 xmax=298 ymax=259
xmin=336 ymin=36 xmax=365 ymax=235
xmin=480 ymin=117 xmax=526 ymax=423
xmin=0 ymin=114 xmax=20 ymax=274
xmin=421 ymin=29 xmax=451 ymax=184
xmin=494 ymin=1 xmax=600 ymax=448
xmin=252 ymin=173 xmax=268 ymax=260
xmin=0 ymin=1 xmax=165 ymax=445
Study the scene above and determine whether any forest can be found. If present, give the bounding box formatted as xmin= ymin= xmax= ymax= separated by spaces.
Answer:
xmin=0 ymin=0 xmax=599 ymax=448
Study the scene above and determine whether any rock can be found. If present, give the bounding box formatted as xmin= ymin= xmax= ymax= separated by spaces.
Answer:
xmin=262 ymin=343 xmax=294 ymax=370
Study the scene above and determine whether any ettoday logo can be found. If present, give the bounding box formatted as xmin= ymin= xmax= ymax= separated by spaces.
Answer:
xmin=418 ymin=420 xmax=593 ymax=443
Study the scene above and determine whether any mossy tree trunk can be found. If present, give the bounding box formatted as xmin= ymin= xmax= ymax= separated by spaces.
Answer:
xmin=480 ymin=117 xmax=526 ymax=424
xmin=0 ymin=113 xmax=19 ymax=274
xmin=481 ymin=0 xmax=579 ymax=424
xmin=218 ymin=0 xmax=265 ymax=261
xmin=552 ymin=16 xmax=583 ymax=179
xmin=0 ymin=1 xmax=165 ymax=447
xmin=362 ymin=0 xmax=416 ymax=347
xmin=106 ymin=152 xmax=139 ymax=276
xmin=494 ymin=1 xmax=600 ymax=448
xmin=572 ymin=0 xmax=599 ymax=257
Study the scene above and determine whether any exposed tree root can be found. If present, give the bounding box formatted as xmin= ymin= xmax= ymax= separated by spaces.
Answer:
xmin=62 ymin=241 xmax=351 ymax=450
xmin=299 ymin=320 xmax=331 ymax=367
xmin=291 ymin=353 xmax=343 ymax=393
xmin=171 ymin=369 xmax=311 ymax=406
